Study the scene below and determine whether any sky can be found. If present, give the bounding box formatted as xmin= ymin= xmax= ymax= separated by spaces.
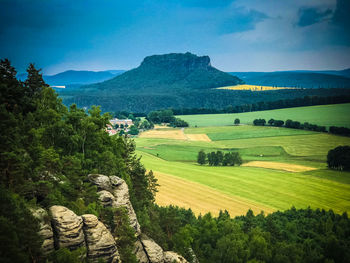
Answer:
xmin=0 ymin=0 xmax=349 ymax=74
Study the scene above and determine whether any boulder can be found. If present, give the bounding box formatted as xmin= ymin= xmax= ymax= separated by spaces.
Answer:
xmin=32 ymin=208 xmax=55 ymax=255
xmin=134 ymin=239 xmax=150 ymax=263
xmin=82 ymin=214 xmax=120 ymax=263
xmin=49 ymin=205 xmax=85 ymax=250
xmin=164 ymin=251 xmax=188 ymax=263
xmin=140 ymin=234 xmax=164 ymax=263
xmin=88 ymin=174 xmax=141 ymax=235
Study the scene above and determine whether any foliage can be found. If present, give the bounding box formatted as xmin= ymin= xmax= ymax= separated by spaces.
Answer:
xmin=142 ymin=205 xmax=350 ymax=263
xmin=0 ymin=60 xmax=158 ymax=261
xmin=253 ymin=119 xmax=266 ymax=126
xmin=0 ymin=186 xmax=42 ymax=263
xmin=169 ymin=118 xmax=189 ymax=128
xmin=234 ymin=118 xmax=240 ymax=125
xmin=48 ymin=247 xmax=86 ymax=263
xmin=329 ymin=126 xmax=350 ymax=137
xmin=327 ymin=146 xmax=350 ymax=171
xmin=112 ymin=207 xmax=137 ymax=263
xmin=201 ymin=151 xmax=242 ymax=166
xmin=197 ymin=150 xmax=207 ymax=165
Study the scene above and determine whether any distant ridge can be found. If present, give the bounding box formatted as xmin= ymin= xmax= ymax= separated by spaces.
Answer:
xmin=229 ymin=70 xmax=350 ymax=88
xmin=17 ymin=69 xmax=125 ymax=86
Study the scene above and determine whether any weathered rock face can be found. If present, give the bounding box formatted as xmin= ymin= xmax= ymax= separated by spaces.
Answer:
xmin=50 ymin=205 xmax=85 ymax=250
xmin=36 ymin=175 xmax=188 ymax=263
xmin=164 ymin=251 xmax=188 ymax=263
xmin=140 ymin=234 xmax=165 ymax=263
xmin=88 ymin=174 xmax=141 ymax=235
xmin=32 ymin=208 xmax=55 ymax=255
xmin=134 ymin=239 xmax=150 ymax=263
xmin=82 ymin=214 xmax=120 ymax=263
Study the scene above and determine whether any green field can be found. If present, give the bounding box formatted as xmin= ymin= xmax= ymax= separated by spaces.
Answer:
xmin=178 ymin=103 xmax=350 ymax=127
xmin=135 ymin=105 xmax=350 ymax=216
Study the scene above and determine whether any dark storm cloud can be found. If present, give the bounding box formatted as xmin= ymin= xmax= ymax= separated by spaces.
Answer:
xmin=297 ymin=7 xmax=332 ymax=27
xmin=332 ymin=0 xmax=350 ymax=40
xmin=219 ymin=9 xmax=267 ymax=34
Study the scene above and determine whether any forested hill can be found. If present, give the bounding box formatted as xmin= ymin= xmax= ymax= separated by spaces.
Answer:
xmin=83 ymin=52 xmax=243 ymax=94
xmin=230 ymin=71 xmax=350 ymax=89
xmin=56 ymin=53 xmax=350 ymax=113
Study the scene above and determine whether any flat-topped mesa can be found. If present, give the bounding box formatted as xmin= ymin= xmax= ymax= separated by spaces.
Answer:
xmin=141 ymin=52 xmax=211 ymax=70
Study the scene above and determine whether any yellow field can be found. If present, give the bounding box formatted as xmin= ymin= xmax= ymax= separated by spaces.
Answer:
xmin=139 ymin=129 xmax=187 ymax=140
xmin=217 ymin=84 xmax=299 ymax=91
xmin=185 ymin=133 xmax=212 ymax=142
xmin=139 ymin=128 xmax=212 ymax=142
xmin=154 ymin=171 xmax=274 ymax=216
xmin=242 ymin=161 xmax=317 ymax=172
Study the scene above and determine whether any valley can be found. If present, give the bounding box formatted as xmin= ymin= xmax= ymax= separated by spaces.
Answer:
xmin=135 ymin=104 xmax=350 ymax=216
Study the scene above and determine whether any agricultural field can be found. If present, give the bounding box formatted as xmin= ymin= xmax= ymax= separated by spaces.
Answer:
xmin=178 ymin=103 xmax=350 ymax=128
xmin=135 ymin=105 xmax=350 ymax=216
xmin=216 ymin=84 xmax=299 ymax=91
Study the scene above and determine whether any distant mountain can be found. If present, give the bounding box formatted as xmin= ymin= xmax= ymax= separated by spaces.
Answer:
xmin=85 ymin=52 xmax=243 ymax=94
xmin=56 ymin=53 xmax=350 ymax=112
xmin=17 ymin=69 xmax=125 ymax=86
xmin=229 ymin=70 xmax=350 ymax=88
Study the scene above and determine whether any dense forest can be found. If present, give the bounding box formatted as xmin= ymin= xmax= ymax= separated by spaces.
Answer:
xmin=1 ymin=59 xmax=350 ymax=262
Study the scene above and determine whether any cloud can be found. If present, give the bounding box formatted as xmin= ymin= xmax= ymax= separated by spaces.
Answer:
xmin=218 ymin=9 xmax=268 ymax=34
xmin=297 ymin=7 xmax=332 ymax=27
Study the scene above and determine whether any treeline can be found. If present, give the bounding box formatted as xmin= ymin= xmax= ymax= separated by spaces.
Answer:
xmin=0 ymin=60 xmax=157 ymax=262
xmin=145 ymin=205 xmax=350 ymax=263
xmin=171 ymin=94 xmax=350 ymax=115
xmin=197 ymin=150 xmax=242 ymax=166
xmin=253 ymin=117 xmax=350 ymax=136
xmin=147 ymin=109 xmax=189 ymax=127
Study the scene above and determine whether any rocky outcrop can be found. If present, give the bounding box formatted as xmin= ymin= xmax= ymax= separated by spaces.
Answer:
xmin=164 ymin=251 xmax=188 ymax=263
xmin=50 ymin=205 xmax=85 ymax=250
xmin=82 ymin=214 xmax=120 ymax=263
xmin=32 ymin=208 xmax=54 ymax=255
xmin=88 ymin=174 xmax=141 ymax=235
xmin=134 ymin=239 xmax=150 ymax=263
xmin=140 ymin=234 xmax=164 ymax=263
xmin=35 ymin=175 xmax=188 ymax=263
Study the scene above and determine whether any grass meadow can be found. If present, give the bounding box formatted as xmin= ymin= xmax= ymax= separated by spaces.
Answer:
xmin=135 ymin=104 xmax=350 ymax=216
xmin=178 ymin=103 xmax=350 ymax=128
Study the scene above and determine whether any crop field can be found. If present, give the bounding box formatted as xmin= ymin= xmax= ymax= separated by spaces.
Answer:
xmin=216 ymin=84 xmax=299 ymax=91
xmin=178 ymin=103 xmax=350 ymax=128
xmin=135 ymin=106 xmax=350 ymax=216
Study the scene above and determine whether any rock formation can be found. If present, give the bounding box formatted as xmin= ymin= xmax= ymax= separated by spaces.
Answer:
xmin=82 ymin=214 xmax=120 ymax=263
xmin=164 ymin=251 xmax=188 ymax=263
xmin=140 ymin=234 xmax=165 ymax=263
xmin=50 ymin=205 xmax=85 ymax=250
xmin=35 ymin=175 xmax=188 ymax=263
xmin=88 ymin=174 xmax=141 ymax=235
xmin=31 ymin=208 xmax=54 ymax=255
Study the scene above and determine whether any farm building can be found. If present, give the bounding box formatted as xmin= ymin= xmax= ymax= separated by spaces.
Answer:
xmin=110 ymin=118 xmax=133 ymax=127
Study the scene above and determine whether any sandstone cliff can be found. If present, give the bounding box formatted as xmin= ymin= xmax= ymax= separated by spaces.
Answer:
xmin=35 ymin=174 xmax=188 ymax=263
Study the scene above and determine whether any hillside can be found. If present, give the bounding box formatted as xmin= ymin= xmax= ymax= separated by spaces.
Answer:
xmin=229 ymin=71 xmax=350 ymax=88
xmin=178 ymin=103 xmax=350 ymax=128
xmin=57 ymin=53 xmax=350 ymax=113
xmin=84 ymin=52 xmax=243 ymax=93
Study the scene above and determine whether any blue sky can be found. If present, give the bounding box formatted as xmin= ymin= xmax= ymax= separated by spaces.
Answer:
xmin=0 ymin=0 xmax=349 ymax=74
